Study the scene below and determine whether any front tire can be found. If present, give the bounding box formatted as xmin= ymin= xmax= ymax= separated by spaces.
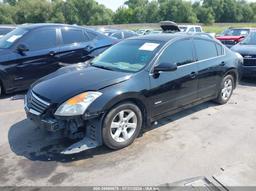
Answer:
xmin=102 ymin=102 xmax=142 ymax=150
xmin=215 ymin=75 xmax=234 ymax=104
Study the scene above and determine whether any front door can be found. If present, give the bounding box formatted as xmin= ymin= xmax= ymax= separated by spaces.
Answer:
xmin=13 ymin=28 xmax=59 ymax=89
xmin=193 ymin=38 xmax=223 ymax=99
xmin=58 ymin=27 xmax=91 ymax=64
xmin=149 ymin=38 xmax=198 ymax=118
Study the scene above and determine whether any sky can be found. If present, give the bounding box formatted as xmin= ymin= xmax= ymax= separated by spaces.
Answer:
xmin=96 ymin=0 xmax=256 ymax=11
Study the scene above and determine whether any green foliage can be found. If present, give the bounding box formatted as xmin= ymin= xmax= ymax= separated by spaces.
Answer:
xmin=0 ymin=0 xmax=255 ymax=25
xmin=0 ymin=3 xmax=15 ymax=24
xmin=15 ymin=0 xmax=52 ymax=24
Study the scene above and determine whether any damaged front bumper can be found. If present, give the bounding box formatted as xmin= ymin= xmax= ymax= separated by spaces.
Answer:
xmin=25 ymin=107 xmax=104 ymax=155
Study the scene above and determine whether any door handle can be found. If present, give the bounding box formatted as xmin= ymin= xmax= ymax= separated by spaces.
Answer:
xmin=219 ymin=61 xmax=226 ymax=67
xmin=190 ymin=72 xmax=197 ymax=79
xmin=49 ymin=51 xmax=56 ymax=57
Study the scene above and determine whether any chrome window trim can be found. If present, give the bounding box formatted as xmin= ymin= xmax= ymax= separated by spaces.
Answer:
xmin=149 ymin=37 xmax=226 ymax=74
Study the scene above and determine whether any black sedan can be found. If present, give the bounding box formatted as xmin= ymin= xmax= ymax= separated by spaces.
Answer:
xmin=25 ymin=34 xmax=240 ymax=154
xmin=231 ymin=30 xmax=256 ymax=78
xmin=0 ymin=23 xmax=116 ymax=95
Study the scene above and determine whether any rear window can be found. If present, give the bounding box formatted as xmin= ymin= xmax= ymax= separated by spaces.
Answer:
xmin=86 ymin=30 xmax=98 ymax=40
xmin=222 ymin=29 xmax=249 ymax=36
xmin=194 ymin=39 xmax=218 ymax=60
xmin=0 ymin=28 xmax=13 ymax=35
xmin=61 ymin=28 xmax=88 ymax=45
xmin=124 ymin=31 xmax=135 ymax=38
xmin=111 ymin=32 xmax=122 ymax=39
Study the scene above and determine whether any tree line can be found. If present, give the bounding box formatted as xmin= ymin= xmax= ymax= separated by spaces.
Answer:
xmin=0 ymin=0 xmax=256 ymax=25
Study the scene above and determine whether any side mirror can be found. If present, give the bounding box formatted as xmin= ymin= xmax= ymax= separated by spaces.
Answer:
xmin=154 ymin=62 xmax=177 ymax=73
xmin=16 ymin=44 xmax=29 ymax=53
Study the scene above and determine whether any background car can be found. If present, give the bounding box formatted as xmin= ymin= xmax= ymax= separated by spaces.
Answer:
xmin=178 ymin=25 xmax=203 ymax=33
xmin=0 ymin=25 xmax=16 ymax=38
xmin=0 ymin=23 xmax=116 ymax=96
xmin=136 ymin=29 xmax=153 ymax=35
xmin=25 ymin=34 xmax=239 ymax=154
xmin=231 ymin=30 xmax=256 ymax=78
xmin=103 ymin=29 xmax=138 ymax=40
xmin=216 ymin=27 xmax=253 ymax=48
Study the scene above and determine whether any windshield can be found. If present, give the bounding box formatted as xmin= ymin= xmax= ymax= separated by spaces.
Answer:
xmin=91 ymin=39 xmax=163 ymax=73
xmin=0 ymin=27 xmax=28 ymax=49
xmin=240 ymin=31 xmax=256 ymax=45
xmin=222 ymin=28 xmax=249 ymax=36
xmin=179 ymin=27 xmax=188 ymax=32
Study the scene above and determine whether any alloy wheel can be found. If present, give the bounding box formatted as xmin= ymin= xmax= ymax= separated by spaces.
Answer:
xmin=221 ymin=78 xmax=233 ymax=100
xmin=110 ymin=109 xmax=138 ymax=143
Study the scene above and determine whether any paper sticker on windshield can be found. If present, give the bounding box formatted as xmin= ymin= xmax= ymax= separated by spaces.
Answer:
xmin=7 ymin=35 xmax=22 ymax=43
xmin=139 ymin=43 xmax=160 ymax=51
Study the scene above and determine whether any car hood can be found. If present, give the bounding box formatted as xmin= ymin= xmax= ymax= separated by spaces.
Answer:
xmin=216 ymin=36 xmax=244 ymax=40
xmin=32 ymin=64 xmax=132 ymax=103
xmin=0 ymin=48 xmax=11 ymax=56
xmin=231 ymin=44 xmax=256 ymax=55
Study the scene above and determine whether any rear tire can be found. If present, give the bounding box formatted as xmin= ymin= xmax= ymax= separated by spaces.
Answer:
xmin=0 ymin=81 xmax=3 ymax=96
xmin=102 ymin=102 xmax=142 ymax=150
xmin=215 ymin=75 xmax=234 ymax=104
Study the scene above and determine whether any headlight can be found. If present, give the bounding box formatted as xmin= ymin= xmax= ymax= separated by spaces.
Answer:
xmin=54 ymin=91 xmax=102 ymax=116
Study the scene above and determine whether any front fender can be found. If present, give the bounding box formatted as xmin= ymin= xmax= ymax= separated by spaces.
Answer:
xmin=83 ymin=72 xmax=151 ymax=123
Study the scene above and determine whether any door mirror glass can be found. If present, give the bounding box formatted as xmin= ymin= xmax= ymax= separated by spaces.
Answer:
xmin=16 ymin=44 xmax=29 ymax=53
xmin=154 ymin=62 xmax=177 ymax=73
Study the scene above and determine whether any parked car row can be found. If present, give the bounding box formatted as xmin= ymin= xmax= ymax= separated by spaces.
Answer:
xmin=21 ymin=26 xmax=240 ymax=154
xmin=0 ymin=22 xmax=250 ymax=155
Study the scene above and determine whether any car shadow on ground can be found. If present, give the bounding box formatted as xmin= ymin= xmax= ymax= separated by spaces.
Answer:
xmin=0 ymin=92 xmax=26 ymax=100
xmin=8 ymin=101 xmax=218 ymax=163
xmin=239 ymin=77 xmax=256 ymax=87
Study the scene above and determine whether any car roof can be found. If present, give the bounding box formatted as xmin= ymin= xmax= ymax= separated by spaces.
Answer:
xmin=18 ymin=23 xmax=86 ymax=30
xmin=130 ymin=33 xmax=190 ymax=42
xmin=0 ymin=25 xmax=16 ymax=29
xmin=228 ymin=27 xmax=255 ymax=30
xmin=179 ymin=25 xmax=202 ymax=27
xmin=130 ymin=33 xmax=217 ymax=43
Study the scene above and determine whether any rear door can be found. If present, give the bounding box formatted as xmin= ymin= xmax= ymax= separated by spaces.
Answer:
xmin=13 ymin=28 xmax=60 ymax=88
xmin=58 ymin=27 xmax=91 ymax=64
xmin=193 ymin=38 xmax=224 ymax=99
xmin=149 ymin=38 xmax=198 ymax=118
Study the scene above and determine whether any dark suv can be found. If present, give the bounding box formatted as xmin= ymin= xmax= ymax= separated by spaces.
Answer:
xmin=0 ymin=24 xmax=115 ymax=95
xmin=25 ymin=34 xmax=240 ymax=154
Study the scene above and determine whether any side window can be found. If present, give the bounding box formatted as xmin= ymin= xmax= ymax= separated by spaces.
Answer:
xmin=188 ymin=27 xmax=195 ymax=32
xmin=158 ymin=39 xmax=194 ymax=66
xmin=194 ymin=39 xmax=218 ymax=60
xmin=195 ymin=27 xmax=202 ymax=32
xmin=61 ymin=28 xmax=87 ymax=45
xmin=216 ymin=43 xmax=224 ymax=56
xmin=23 ymin=29 xmax=57 ymax=51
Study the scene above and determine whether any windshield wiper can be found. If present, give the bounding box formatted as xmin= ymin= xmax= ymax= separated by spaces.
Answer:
xmin=92 ymin=64 xmax=115 ymax=71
